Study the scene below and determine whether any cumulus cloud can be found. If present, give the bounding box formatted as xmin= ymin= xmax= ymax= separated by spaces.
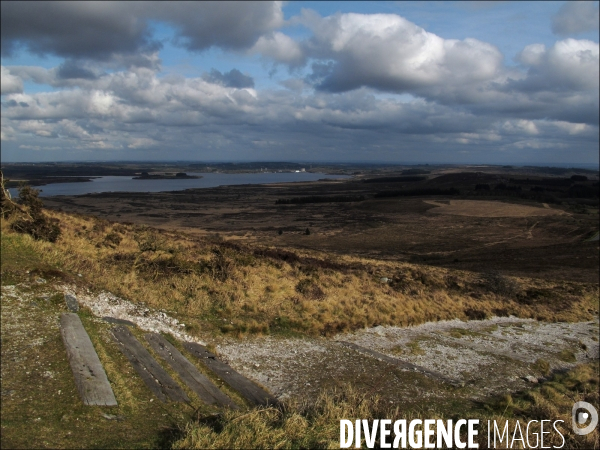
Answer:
xmin=250 ymin=31 xmax=305 ymax=66
xmin=299 ymin=12 xmax=503 ymax=94
xmin=552 ymin=1 xmax=600 ymax=35
xmin=3 ymin=63 xmax=594 ymax=162
xmin=203 ymin=69 xmax=254 ymax=89
xmin=516 ymin=39 xmax=599 ymax=92
xmin=1 ymin=66 xmax=23 ymax=95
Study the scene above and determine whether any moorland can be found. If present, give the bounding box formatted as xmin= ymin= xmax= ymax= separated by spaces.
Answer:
xmin=1 ymin=162 xmax=598 ymax=449
xmin=39 ymin=163 xmax=600 ymax=283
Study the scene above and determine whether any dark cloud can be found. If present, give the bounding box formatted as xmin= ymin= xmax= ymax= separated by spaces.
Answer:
xmin=0 ymin=2 xmax=158 ymax=60
xmin=3 ymin=100 xmax=29 ymax=108
xmin=57 ymin=61 xmax=98 ymax=80
xmin=152 ymin=2 xmax=284 ymax=51
xmin=552 ymin=1 xmax=600 ymax=35
xmin=1 ymin=2 xmax=282 ymax=63
xmin=204 ymin=69 xmax=255 ymax=89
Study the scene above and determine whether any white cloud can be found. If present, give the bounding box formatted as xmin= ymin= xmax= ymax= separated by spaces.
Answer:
xmin=1 ymin=66 xmax=23 ymax=95
xmin=300 ymin=12 xmax=504 ymax=93
xmin=250 ymin=32 xmax=305 ymax=66
xmin=502 ymin=119 xmax=539 ymax=135
xmin=127 ymin=137 xmax=159 ymax=149
xmin=517 ymin=38 xmax=599 ymax=91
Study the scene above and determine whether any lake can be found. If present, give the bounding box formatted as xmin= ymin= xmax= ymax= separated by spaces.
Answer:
xmin=8 ymin=172 xmax=350 ymax=197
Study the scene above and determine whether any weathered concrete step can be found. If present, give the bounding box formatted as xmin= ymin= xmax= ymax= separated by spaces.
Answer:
xmin=184 ymin=341 xmax=278 ymax=406
xmin=338 ymin=341 xmax=462 ymax=387
xmin=145 ymin=333 xmax=238 ymax=409
xmin=60 ymin=313 xmax=117 ymax=406
xmin=111 ymin=326 xmax=189 ymax=403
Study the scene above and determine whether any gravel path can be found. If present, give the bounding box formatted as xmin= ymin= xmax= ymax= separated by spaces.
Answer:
xmin=5 ymin=282 xmax=597 ymax=405
xmin=217 ymin=316 xmax=599 ymax=402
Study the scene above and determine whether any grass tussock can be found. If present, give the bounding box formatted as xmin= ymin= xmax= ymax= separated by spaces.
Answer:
xmin=1 ymin=207 xmax=597 ymax=338
xmin=173 ymin=362 xmax=599 ymax=449
xmin=173 ymin=386 xmax=411 ymax=449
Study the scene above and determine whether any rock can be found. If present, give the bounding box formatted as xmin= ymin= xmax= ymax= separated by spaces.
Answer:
xmin=380 ymin=277 xmax=389 ymax=283
xmin=64 ymin=294 xmax=79 ymax=312
xmin=35 ymin=278 xmax=46 ymax=284
xmin=523 ymin=375 xmax=538 ymax=383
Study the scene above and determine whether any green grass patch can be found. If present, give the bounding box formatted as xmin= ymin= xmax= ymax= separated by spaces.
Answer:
xmin=390 ymin=340 xmax=426 ymax=356
xmin=557 ymin=349 xmax=577 ymax=363
xmin=448 ymin=327 xmax=479 ymax=338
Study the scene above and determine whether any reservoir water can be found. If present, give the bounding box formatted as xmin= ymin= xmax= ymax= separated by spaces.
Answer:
xmin=8 ymin=172 xmax=350 ymax=197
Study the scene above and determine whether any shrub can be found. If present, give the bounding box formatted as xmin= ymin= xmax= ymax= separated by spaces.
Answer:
xmin=9 ymin=184 xmax=61 ymax=242
xmin=464 ymin=308 xmax=488 ymax=320
xmin=103 ymin=232 xmax=122 ymax=248
xmin=295 ymin=279 xmax=325 ymax=300
xmin=11 ymin=215 xmax=61 ymax=243
xmin=208 ymin=249 xmax=233 ymax=282
xmin=133 ymin=229 xmax=165 ymax=252
xmin=481 ymin=271 xmax=521 ymax=297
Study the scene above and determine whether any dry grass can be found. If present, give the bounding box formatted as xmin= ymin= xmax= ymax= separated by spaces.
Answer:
xmin=2 ymin=208 xmax=597 ymax=339
xmin=173 ymin=362 xmax=599 ymax=449
xmin=172 ymin=386 xmax=420 ymax=449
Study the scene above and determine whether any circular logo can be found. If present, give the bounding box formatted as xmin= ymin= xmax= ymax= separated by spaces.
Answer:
xmin=572 ymin=401 xmax=598 ymax=436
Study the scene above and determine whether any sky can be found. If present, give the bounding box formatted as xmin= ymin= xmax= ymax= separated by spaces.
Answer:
xmin=1 ymin=1 xmax=599 ymax=165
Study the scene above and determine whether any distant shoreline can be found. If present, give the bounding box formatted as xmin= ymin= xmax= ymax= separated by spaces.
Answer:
xmin=132 ymin=173 xmax=202 ymax=180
